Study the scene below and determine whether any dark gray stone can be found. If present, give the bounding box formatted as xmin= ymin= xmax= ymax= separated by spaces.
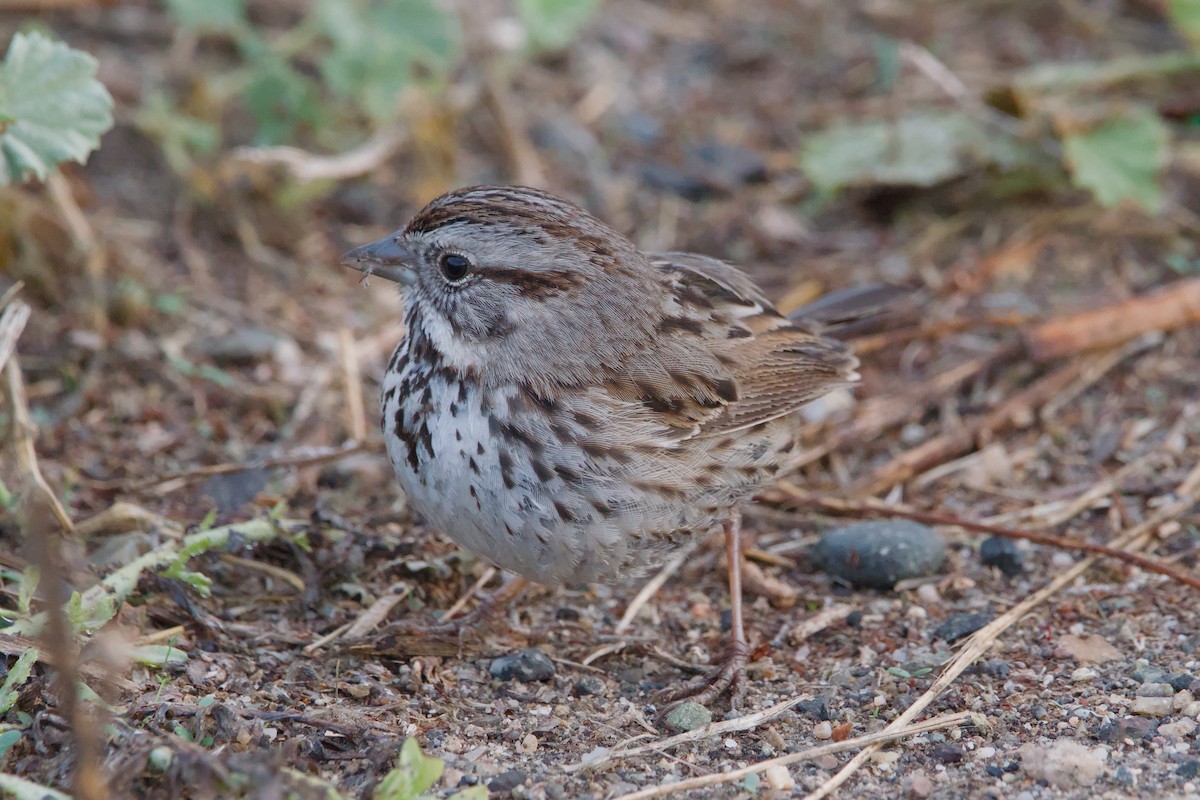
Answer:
xmin=572 ymin=676 xmax=606 ymax=697
xmin=489 ymin=649 xmax=555 ymax=682
xmin=934 ymin=612 xmax=994 ymax=643
xmin=980 ymin=536 xmax=1023 ymax=576
xmin=486 ymin=769 xmax=528 ymax=794
xmin=812 ymin=521 xmax=945 ymax=589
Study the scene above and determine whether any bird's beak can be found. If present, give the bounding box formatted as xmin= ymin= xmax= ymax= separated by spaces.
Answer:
xmin=340 ymin=236 xmax=417 ymax=286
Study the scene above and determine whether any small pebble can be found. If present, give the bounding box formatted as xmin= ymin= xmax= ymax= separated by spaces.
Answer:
xmin=1174 ymin=690 xmax=1195 ymax=710
xmin=796 ymin=697 xmax=831 ymax=720
xmin=1182 ymin=701 xmax=1200 ymax=718
xmin=763 ymin=765 xmax=794 ymax=790
xmin=1018 ymin=740 xmax=1106 ymax=787
xmin=931 ymin=744 xmax=964 ymax=764
xmin=905 ymin=772 xmax=934 ymax=798
xmin=1171 ymin=673 xmax=1196 ymax=692
xmin=1130 ymin=696 xmax=1174 ymax=716
xmin=488 ymin=649 xmax=556 ymax=682
xmin=813 ymin=721 xmax=834 ymax=740
xmin=934 ymin=612 xmax=994 ymax=643
xmin=1160 ymin=718 xmax=1197 ymax=738
xmin=985 ymin=765 xmax=1004 ymax=778
xmin=572 ymin=676 xmax=606 ymax=697
xmin=1132 ymin=663 xmax=1170 ymax=684
xmin=1136 ymin=682 xmax=1175 ymax=698
xmin=976 ymin=746 xmax=997 ymax=759
xmin=1071 ymin=667 xmax=1099 ymax=682
xmin=486 ymin=770 xmax=528 ymax=793
xmin=664 ymin=702 xmax=712 ymax=732
xmin=812 ymin=521 xmax=945 ymax=589
xmin=1178 ymin=761 xmax=1200 ymax=779
xmin=979 ymin=536 xmax=1023 ymax=576
xmin=1113 ymin=766 xmax=1135 ymax=786
xmin=1099 ymin=716 xmax=1158 ymax=742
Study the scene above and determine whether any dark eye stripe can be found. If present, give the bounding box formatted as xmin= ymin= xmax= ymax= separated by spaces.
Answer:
xmin=482 ymin=267 xmax=582 ymax=298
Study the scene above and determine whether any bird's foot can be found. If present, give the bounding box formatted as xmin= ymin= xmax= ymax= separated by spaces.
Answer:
xmin=656 ymin=637 xmax=750 ymax=712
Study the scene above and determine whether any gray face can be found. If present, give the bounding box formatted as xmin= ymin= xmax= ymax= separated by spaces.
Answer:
xmin=343 ymin=186 xmax=663 ymax=392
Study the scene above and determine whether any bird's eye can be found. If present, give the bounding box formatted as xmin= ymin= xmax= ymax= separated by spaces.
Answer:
xmin=439 ymin=253 xmax=471 ymax=283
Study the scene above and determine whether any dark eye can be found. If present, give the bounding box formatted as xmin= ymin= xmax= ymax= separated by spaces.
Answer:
xmin=439 ymin=253 xmax=471 ymax=283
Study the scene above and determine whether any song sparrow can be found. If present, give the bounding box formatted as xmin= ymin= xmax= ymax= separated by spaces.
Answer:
xmin=343 ymin=185 xmax=863 ymax=706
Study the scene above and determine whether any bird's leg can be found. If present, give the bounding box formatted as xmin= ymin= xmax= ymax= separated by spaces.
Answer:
xmin=658 ymin=509 xmax=750 ymax=710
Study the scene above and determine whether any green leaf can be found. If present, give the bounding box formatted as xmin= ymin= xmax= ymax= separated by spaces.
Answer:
xmin=373 ymin=738 xmax=445 ymax=800
xmin=1062 ymin=110 xmax=1168 ymax=212
xmin=131 ymin=645 xmax=189 ymax=668
xmin=0 ymin=648 xmax=38 ymax=714
xmin=164 ymin=0 xmax=246 ymax=32
xmin=800 ymin=112 xmax=1028 ymax=193
xmin=1169 ymin=0 xmax=1200 ymax=46
xmin=451 ymin=787 xmax=489 ymax=800
xmin=17 ymin=566 xmax=38 ymax=615
xmin=517 ymin=0 xmax=598 ymax=52
xmin=0 ymin=730 xmax=22 ymax=759
xmin=0 ymin=32 xmax=114 ymax=185
xmin=0 ymin=772 xmax=71 ymax=800
xmin=316 ymin=0 xmax=459 ymax=123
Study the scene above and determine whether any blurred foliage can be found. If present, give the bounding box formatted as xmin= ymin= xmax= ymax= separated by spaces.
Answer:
xmin=156 ymin=0 xmax=598 ymax=156
xmin=373 ymin=739 xmax=488 ymax=800
xmin=800 ymin=13 xmax=1200 ymax=213
xmin=0 ymin=32 xmax=113 ymax=185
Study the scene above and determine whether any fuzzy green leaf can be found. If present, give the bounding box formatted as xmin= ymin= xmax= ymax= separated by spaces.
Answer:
xmin=0 ymin=32 xmax=113 ymax=185
xmin=1169 ymin=0 xmax=1200 ymax=45
xmin=1062 ymin=110 xmax=1168 ymax=212
xmin=800 ymin=112 xmax=1027 ymax=193
xmin=0 ymin=649 xmax=38 ymax=714
xmin=164 ymin=0 xmax=245 ymax=32
xmin=518 ymin=0 xmax=598 ymax=52
xmin=373 ymin=738 xmax=445 ymax=800
xmin=317 ymin=0 xmax=458 ymax=123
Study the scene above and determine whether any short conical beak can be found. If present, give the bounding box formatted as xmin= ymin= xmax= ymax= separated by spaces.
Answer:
xmin=340 ymin=236 xmax=417 ymax=286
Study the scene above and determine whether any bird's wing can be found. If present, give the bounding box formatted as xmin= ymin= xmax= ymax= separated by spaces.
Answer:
xmin=642 ymin=252 xmax=859 ymax=438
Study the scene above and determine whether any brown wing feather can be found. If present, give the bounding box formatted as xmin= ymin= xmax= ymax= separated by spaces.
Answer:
xmin=642 ymin=252 xmax=859 ymax=438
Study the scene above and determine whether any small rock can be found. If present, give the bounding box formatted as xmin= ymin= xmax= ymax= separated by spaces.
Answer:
xmin=796 ymin=697 xmax=831 ymax=720
xmin=931 ymin=743 xmax=964 ymax=763
xmin=763 ymin=765 xmax=794 ymax=790
xmin=1055 ymin=633 xmax=1122 ymax=664
xmin=976 ymin=746 xmax=996 ymax=759
xmin=1159 ymin=717 xmax=1197 ymax=738
xmin=486 ymin=770 xmax=528 ymax=794
xmin=905 ymin=771 xmax=934 ymax=798
xmin=985 ymin=764 xmax=1004 ymax=778
xmin=815 ymin=755 xmax=839 ymax=770
xmin=813 ymin=521 xmax=945 ymax=589
xmin=1171 ymin=673 xmax=1196 ymax=692
xmin=934 ymin=612 xmax=994 ymax=643
xmin=1136 ymin=682 xmax=1175 ymax=697
xmin=664 ymin=702 xmax=712 ymax=732
xmin=1132 ymin=663 xmax=1170 ymax=684
xmin=1130 ymin=696 xmax=1174 ymax=716
xmin=813 ymin=721 xmax=833 ymax=740
xmin=1098 ymin=716 xmax=1159 ymax=742
xmin=980 ymin=536 xmax=1023 ymax=576
xmin=1177 ymin=761 xmax=1200 ymax=779
xmin=1182 ymin=701 xmax=1200 ymax=717
xmin=1174 ymin=690 xmax=1195 ymax=710
xmin=1071 ymin=667 xmax=1099 ymax=682
xmin=1018 ymin=740 xmax=1107 ymax=787
xmin=489 ymin=649 xmax=555 ymax=682
xmin=1113 ymin=766 xmax=1135 ymax=786
xmin=572 ymin=676 xmax=606 ymax=697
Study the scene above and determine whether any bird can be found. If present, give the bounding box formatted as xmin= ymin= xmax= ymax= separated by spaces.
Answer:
xmin=342 ymin=184 xmax=872 ymax=706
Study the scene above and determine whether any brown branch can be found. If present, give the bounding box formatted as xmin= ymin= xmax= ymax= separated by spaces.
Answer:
xmin=1024 ymin=275 xmax=1200 ymax=360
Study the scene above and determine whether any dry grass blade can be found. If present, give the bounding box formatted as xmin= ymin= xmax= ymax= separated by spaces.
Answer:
xmin=801 ymin=461 xmax=1200 ymax=800
xmin=567 ymin=692 xmax=814 ymax=772
xmin=607 ymin=711 xmax=984 ymax=799
xmin=227 ymin=127 xmax=407 ymax=183
xmin=616 ymin=538 xmax=701 ymax=633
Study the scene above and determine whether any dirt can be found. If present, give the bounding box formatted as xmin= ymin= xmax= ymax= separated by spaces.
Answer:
xmin=2 ymin=1 xmax=1199 ymax=799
